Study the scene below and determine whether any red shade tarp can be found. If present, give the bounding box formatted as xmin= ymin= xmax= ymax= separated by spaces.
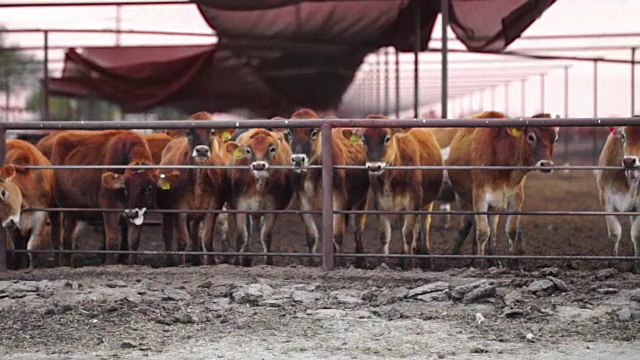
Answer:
xmin=50 ymin=0 xmax=555 ymax=116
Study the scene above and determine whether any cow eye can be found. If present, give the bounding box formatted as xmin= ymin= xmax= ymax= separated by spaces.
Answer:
xmin=310 ymin=129 xmax=318 ymax=139
xmin=384 ymin=136 xmax=391 ymax=144
xmin=0 ymin=189 xmax=7 ymax=199
xmin=245 ymin=148 xmax=252 ymax=155
xmin=621 ymin=133 xmax=627 ymax=143
xmin=210 ymin=129 xmax=216 ymax=137
xmin=145 ymin=185 xmax=154 ymax=193
xmin=527 ymin=133 xmax=536 ymax=143
xmin=186 ymin=129 xmax=192 ymax=137
xmin=269 ymin=146 xmax=276 ymax=154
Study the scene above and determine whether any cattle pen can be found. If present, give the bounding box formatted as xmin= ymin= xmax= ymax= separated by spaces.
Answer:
xmin=1 ymin=115 xmax=640 ymax=272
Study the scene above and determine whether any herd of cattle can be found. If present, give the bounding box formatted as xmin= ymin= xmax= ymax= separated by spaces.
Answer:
xmin=0 ymin=109 xmax=638 ymax=271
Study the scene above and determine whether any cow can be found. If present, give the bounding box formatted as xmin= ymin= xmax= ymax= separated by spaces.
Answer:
xmin=284 ymin=108 xmax=370 ymax=267
xmin=143 ymin=133 xmax=176 ymax=165
xmin=428 ymin=127 xmax=461 ymax=231
xmin=50 ymin=130 xmax=178 ymax=266
xmin=0 ymin=140 xmax=55 ymax=269
xmin=596 ymin=124 xmax=640 ymax=272
xmin=343 ymin=115 xmax=443 ymax=269
xmin=446 ymin=110 xmax=558 ymax=268
xmin=157 ymin=112 xmax=229 ymax=266
xmin=223 ymin=128 xmax=294 ymax=266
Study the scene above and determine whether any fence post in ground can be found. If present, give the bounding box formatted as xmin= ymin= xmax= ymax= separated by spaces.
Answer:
xmin=321 ymin=123 xmax=334 ymax=271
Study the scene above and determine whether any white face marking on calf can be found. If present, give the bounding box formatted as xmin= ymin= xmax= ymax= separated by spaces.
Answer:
xmin=291 ymin=154 xmax=308 ymax=173
xmin=2 ymin=214 xmax=20 ymax=230
xmin=440 ymin=146 xmax=450 ymax=162
xmin=124 ymin=207 xmax=146 ymax=226
xmin=366 ymin=161 xmax=387 ymax=175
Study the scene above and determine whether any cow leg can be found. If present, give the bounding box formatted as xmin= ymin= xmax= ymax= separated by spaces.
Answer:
xmin=378 ymin=213 xmax=392 ymax=267
xmin=299 ymin=193 xmax=319 ymax=266
xmin=161 ymin=214 xmax=176 ymax=266
xmin=352 ymin=197 xmax=368 ymax=269
xmin=49 ymin=211 xmax=63 ymax=267
xmin=451 ymin=202 xmax=474 ymax=255
xmin=259 ymin=213 xmax=277 ymax=266
xmin=506 ymin=191 xmax=525 ymax=270
xmin=473 ymin=194 xmax=491 ymax=269
xmin=63 ymin=215 xmax=78 ymax=267
xmin=176 ymin=213 xmax=190 ymax=266
xmin=418 ymin=203 xmax=434 ymax=270
xmin=188 ymin=217 xmax=202 ymax=266
xmin=26 ymin=211 xmax=48 ymax=268
xmin=603 ymin=200 xmax=622 ymax=269
xmin=200 ymin=213 xmax=217 ymax=266
xmin=118 ymin=219 xmax=129 ymax=264
xmin=332 ymin=195 xmax=347 ymax=268
xmin=629 ymin=215 xmax=640 ymax=273
xmin=102 ymin=213 xmax=121 ymax=265
xmin=234 ymin=213 xmax=251 ymax=267
xmin=126 ymin=223 xmax=143 ymax=265
xmin=487 ymin=213 xmax=500 ymax=268
xmin=217 ymin=204 xmax=231 ymax=263
xmin=401 ymin=212 xmax=418 ymax=271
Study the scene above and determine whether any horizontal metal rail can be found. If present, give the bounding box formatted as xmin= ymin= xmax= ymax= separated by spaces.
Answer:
xmin=14 ymin=164 xmax=627 ymax=171
xmin=9 ymin=249 xmax=640 ymax=262
xmin=24 ymin=207 xmax=322 ymax=215
xmin=1 ymin=116 xmax=640 ymax=130
xmin=20 ymin=207 xmax=640 ymax=217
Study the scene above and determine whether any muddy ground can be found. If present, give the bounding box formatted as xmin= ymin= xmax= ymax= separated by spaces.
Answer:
xmin=1 ymin=139 xmax=639 ymax=359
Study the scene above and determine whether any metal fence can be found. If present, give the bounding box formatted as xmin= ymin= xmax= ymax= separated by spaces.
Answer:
xmin=1 ymin=116 xmax=640 ymax=272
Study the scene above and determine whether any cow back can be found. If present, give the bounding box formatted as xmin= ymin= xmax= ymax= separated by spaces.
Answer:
xmin=6 ymin=139 xmax=55 ymax=209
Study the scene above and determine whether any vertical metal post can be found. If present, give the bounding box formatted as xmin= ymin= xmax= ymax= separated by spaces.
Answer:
xmin=395 ymin=48 xmax=400 ymax=118
xmin=632 ymin=48 xmax=636 ymax=116
xmin=593 ymin=59 xmax=599 ymax=161
xmin=414 ymin=2 xmax=421 ymax=119
xmin=520 ymin=79 xmax=526 ymax=116
xmin=0 ymin=126 xmax=6 ymax=271
xmin=376 ymin=52 xmax=381 ymax=113
xmin=116 ymin=4 xmax=122 ymax=46
xmin=42 ymin=30 xmax=50 ymax=121
xmin=440 ymin=0 xmax=448 ymax=118
xmin=540 ymin=74 xmax=545 ymax=112
xmin=321 ymin=123 xmax=334 ymax=271
xmin=563 ymin=66 xmax=570 ymax=164
xmin=505 ymin=83 xmax=509 ymax=114
xmin=384 ymin=48 xmax=389 ymax=115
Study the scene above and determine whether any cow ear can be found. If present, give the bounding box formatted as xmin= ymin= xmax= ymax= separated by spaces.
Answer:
xmin=165 ymin=129 xmax=185 ymax=138
xmin=608 ymin=127 xmax=624 ymax=137
xmin=157 ymin=171 xmax=179 ymax=190
xmin=341 ymin=128 xmax=362 ymax=143
xmin=225 ymin=141 xmax=246 ymax=159
xmin=101 ymin=172 xmax=125 ymax=190
xmin=506 ymin=127 xmax=525 ymax=137
xmin=220 ymin=129 xmax=236 ymax=142
xmin=0 ymin=165 xmax=16 ymax=182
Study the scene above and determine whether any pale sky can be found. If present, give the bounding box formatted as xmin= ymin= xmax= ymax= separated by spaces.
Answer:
xmin=1 ymin=0 xmax=639 ymax=118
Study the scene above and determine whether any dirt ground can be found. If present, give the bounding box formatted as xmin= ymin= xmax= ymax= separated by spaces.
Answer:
xmin=1 ymin=139 xmax=639 ymax=359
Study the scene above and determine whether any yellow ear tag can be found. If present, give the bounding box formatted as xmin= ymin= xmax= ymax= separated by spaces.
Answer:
xmin=222 ymin=131 xmax=231 ymax=142
xmin=349 ymin=135 xmax=360 ymax=143
xmin=233 ymin=148 xmax=244 ymax=159
xmin=508 ymin=128 xmax=523 ymax=137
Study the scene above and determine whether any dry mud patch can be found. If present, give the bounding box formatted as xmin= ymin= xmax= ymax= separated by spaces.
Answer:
xmin=0 ymin=265 xmax=638 ymax=359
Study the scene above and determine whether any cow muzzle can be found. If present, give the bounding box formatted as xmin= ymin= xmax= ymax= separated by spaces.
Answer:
xmin=2 ymin=216 xmax=19 ymax=231
xmin=366 ymin=162 xmax=386 ymax=175
xmin=291 ymin=154 xmax=308 ymax=173
xmin=622 ymin=156 xmax=640 ymax=181
xmin=124 ymin=207 xmax=147 ymax=226
xmin=192 ymin=145 xmax=211 ymax=162
xmin=535 ymin=160 xmax=554 ymax=174
xmin=251 ymin=161 xmax=270 ymax=179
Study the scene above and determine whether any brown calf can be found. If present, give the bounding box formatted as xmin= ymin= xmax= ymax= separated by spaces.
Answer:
xmin=596 ymin=125 xmax=640 ymax=272
xmin=157 ymin=112 xmax=229 ymax=266
xmin=50 ymin=130 xmax=178 ymax=266
xmin=224 ymin=128 xmax=294 ymax=265
xmin=447 ymin=111 xmax=558 ymax=267
xmin=344 ymin=115 xmax=443 ymax=269
xmin=0 ymin=140 xmax=55 ymax=269
xmin=285 ymin=108 xmax=370 ymax=267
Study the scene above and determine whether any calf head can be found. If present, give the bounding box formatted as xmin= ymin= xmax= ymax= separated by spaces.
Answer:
xmin=504 ymin=125 xmax=559 ymax=173
xmin=287 ymin=108 xmax=321 ymax=173
xmin=342 ymin=114 xmax=403 ymax=176
xmin=225 ymin=129 xmax=283 ymax=181
xmin=166 ymin=111 xmax=236 ymax=157
xmin=0 ymin=165 xmax=22 ymax=231
xmin=609 ymin=126 xmax=640 ymax=182
xmin=101 ymin=161 xmax=179 ymax=225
